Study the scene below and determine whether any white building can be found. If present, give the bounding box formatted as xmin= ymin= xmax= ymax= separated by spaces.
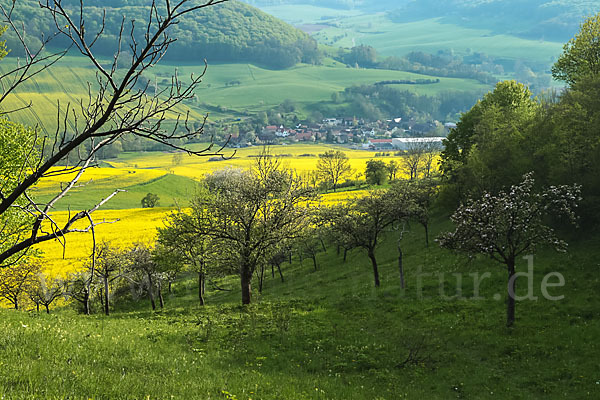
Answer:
xmin=392 ymin=137 xmax=445 ymax=151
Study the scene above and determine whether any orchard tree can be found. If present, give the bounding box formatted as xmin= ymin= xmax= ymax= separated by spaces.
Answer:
xmin=387 ymin=160 xmax=400 ymax=181
xmin=94 ymin=242 xmax=127 ymax=316
xmin=0 ymin=0 xmax=229 ymax=269
xmin=365 ymin=159 xmax=387 ymax=185
xmin=127 ymin=242 xmax=161 ymax=310
xmin=321 ymin=189 xmax=416 ymax=288
xmin=26 ymin=273 xmax=64 ymax=314
xmin=189 ymin=153 xmax=316 ymax=304
xmin=316 ymin=150 xmax=353 ymax=192
xmin=156 ymin=207 xmax=216 ymax=306
xmin=438 ymin=174 xmax=580 ymax=327
xmin=0 ymin=260 xmax=40 ymax=310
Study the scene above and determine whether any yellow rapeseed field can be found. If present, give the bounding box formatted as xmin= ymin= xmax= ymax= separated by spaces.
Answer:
xmin=36 ymin=190 xmax=369 ymax=277
xmin=108 ymin=144 xmax=411 ymax=179
xmin=36 ymin=208 xmax=171 ymax=277
xmin=30 ymin=144 xmax=438 ymax=277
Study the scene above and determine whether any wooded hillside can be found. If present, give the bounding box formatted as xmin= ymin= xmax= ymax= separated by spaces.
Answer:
xmin=3 ymin=0 xmax=321 ymax=69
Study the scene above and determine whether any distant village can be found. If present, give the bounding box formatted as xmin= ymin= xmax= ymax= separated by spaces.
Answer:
xmin=227 ymin=116 xmax=454 ymax=151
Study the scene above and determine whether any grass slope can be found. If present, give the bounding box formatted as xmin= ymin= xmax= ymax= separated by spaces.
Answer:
xmin=314 ymin=15 xmax=563 ymax=63
xmin=0 ymin=54 xmax=489 ymax=130
xmin=2 ymin=215 xmax=599 ymax=399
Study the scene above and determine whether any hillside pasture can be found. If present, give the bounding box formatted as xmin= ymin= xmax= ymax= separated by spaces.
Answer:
xmin=0 ymin=54 xmax=488 ymax=131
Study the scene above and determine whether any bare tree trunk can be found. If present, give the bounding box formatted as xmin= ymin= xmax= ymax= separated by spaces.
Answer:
xmin=423 ymin=223 xmax=429 ymax=248
xmin=258 ymin=264 xmax=265 ymax=294
xmin=241 ymin=266 xmax=252 ymax=305
xmin=168 ymin=281 xmax=173 ymax=294
xmin=368 ymin=248 xmax=381 ymax=287
xmin=398 ymin=241 xmax=405 ymax=289
xmin=158 ymin=279 xmax=164 ymax=309
xmin=103 ymin=275 xmax=110 ymax=316
xmin=271 ymin=265 xmax=275 ymax=279
xmin=507 ymin=259 xmax=516 ymax=327
xmin=343 ymin=248 xmax=348 ymax=263
xmin=84 ymin=279 xmax=92 ymax=316
xmin=14 ymin=297 xmax=18 ymax=310
xmin=45 ymin=304 xmax=50 ymax=314
xmin=198 ymin=272 xmax=205 ymax=306
xmin=84 ymin=290 xmax=91 ymax=315
xmin=277 ymin=264 xmax=285 ymax=283
xmin=147 ymin=273 xmax=156 ymax=311
xmin=312 ymin=255 xmax=318 ymax=271
xmin=320 ymin=239 xmax=327 ymax=252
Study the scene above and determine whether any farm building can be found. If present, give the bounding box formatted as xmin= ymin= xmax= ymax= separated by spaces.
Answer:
xmin=392 ymin=137 xmax=445 ymax=151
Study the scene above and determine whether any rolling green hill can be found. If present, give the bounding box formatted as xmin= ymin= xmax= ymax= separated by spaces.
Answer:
xmin=1 ymin=213 xmax=598 ymax=398
xmin=0 ymin=55 xmax=489 ymax=131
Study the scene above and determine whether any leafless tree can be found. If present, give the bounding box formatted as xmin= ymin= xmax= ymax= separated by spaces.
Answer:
xmin=0 ymin=1 xmax=230 ymax=271
xmin=94 ymin=241 xmax=127 ymax=316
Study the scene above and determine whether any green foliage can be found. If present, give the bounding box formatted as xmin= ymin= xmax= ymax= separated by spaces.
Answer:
xmin=364 ymin=159 xmax=387 ymax=185
xmin=440 ymin=80 xmax=539 ymax=195
xmin=0 ymin=118 xmax=39 ymax=266
xmin=334 ymin=84 xmax=485 ymax=122
xmin=552 ymin=13 xmax=600 ymax=85
xmin=141 ymin=193 xmax=160 ymax=208
xmin=343 ymin=45 xmax=378 ymax=68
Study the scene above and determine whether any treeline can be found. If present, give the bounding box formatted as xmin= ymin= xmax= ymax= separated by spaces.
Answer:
xmin=3 ymin=0 xmax=322 ymax=69
xmin=374 ymin=79 xmax=440 ymax=85
xmin=338 ymin=45 xmax=498 ymax=84
xmin=329 ymin=84 xmax=485 ymax=122
xmin=441 ymin=14 xmax=600 ymax=225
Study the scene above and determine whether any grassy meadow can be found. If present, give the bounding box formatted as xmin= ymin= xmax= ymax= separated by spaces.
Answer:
xmin=2 ymin=211 xmax=599 ymax=399
xmin=263 ymin=6 xmax=564 ymax=67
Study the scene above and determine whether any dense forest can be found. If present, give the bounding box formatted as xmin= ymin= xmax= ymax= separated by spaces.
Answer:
xmin=3 ymin=0 xmax=322 ymax=69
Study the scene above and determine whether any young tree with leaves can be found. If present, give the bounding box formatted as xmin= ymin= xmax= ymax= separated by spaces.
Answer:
xmin=321 ymin=189 xmax=416 ymax=288
xmin=0 ymin=260 xmax=40 ymax=309
xmin=365 ymin=159 xmax=388 ymax=185
xmin=438 ymin=174 xmax=580 ymax=327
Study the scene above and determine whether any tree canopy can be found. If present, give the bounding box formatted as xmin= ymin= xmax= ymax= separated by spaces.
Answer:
xmin=552 ymin=13 xmax=600 ymax=85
